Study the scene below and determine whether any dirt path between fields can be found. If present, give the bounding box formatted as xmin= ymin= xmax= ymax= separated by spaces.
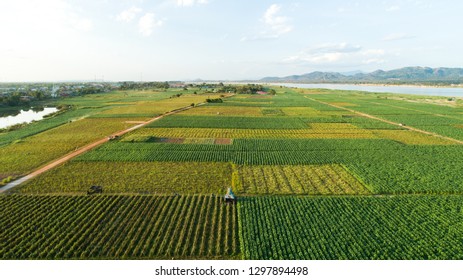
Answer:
xmin=367 ymin=101 xmax=463 ymax=121
xmin=306 ymin=96 xmax=463 ymax=145
xmin=0 ymin=104 xmax=203 ymax=194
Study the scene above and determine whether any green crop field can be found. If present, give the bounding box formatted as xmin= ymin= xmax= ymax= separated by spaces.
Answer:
xmin=146 ymin=115 xmax=311 ymax=129
xmin=0 ymin=195 xmax=240 ymax=259
xmin=0 ymin=118 xmax=139 ymax=179
xmin=2 ymin=86 xmax=463 ymax=260
xmin=94 ymin=94 xmax=222 ymax=118
xmin=75 ymin=137 xmax=463 ymax=195
xmin=125 ymin=126 xmax=376 ymax=139
xmin=239 ymin=196 xmax=463 ymax=260
xmin=0 ymin=89 xmax=221 ymax=183
xmin=177 ymin=105 xmax=263 ymax=116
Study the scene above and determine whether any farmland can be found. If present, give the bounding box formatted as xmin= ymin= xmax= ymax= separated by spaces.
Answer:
xmin=0 ymin=118 xmax=140 ymax=179
xmin=0 ymin=89 xmax=219 ymax=183
xmin=126 ymin=126 xmax=376 ymax=139
xmin=233 ymin=164 xmax=370 ymax=195
xmin=2 ymin=85 xmax=463 ymax=260
xmin=239 ymin=196 xmax=463 ymax=259
xmin=0 ymin=195 xmax=239 ymax=259
xmin=16 ymin=161 xmax=232 ymax=195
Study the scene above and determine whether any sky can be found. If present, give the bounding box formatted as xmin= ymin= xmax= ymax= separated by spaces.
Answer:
xmin=1 ymin=0 xmax=462 ymax=82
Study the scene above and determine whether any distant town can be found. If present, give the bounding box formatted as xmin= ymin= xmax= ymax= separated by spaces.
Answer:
xmin=0 ymin=82 xmax=118 ymax=107
xmin=0 ymin=81 xmax=267 ymax=108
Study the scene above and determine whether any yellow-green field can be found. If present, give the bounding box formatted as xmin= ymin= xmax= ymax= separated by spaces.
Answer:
xmin=233 ymin=164 xmax=370 ymax=195
xmin=16 ymin=161 xmax=233 ymax=194
xmin=3 ymin=86 xmax=463 ymax=261
xmin=178 ymin=106 xmax=263 ymax=116
xmin=373 ymin=130 xmax=456 ymax=145
xmin=0 ymin=118 xmax=138 ymax=178
xmin=128 ymin=125 xmax=377 ymax=139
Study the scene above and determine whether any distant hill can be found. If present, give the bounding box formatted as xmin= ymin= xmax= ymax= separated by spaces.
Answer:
xmin=260 ymin=67 xmax=463 ymax=85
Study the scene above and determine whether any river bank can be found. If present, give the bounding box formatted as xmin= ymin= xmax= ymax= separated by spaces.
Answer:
xmin=270 ymin=83 xmax=463 ymax=97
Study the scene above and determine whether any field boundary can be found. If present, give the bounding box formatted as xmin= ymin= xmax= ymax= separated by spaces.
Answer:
xmin=0 ymin=104 xmax=204 ymax=194
xmin=306 ymin=96 xmax=463 ymax=145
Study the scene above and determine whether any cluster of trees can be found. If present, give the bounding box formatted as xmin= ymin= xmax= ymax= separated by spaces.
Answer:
xmin=170 ymin=93 xmax=183 ymax=98
xmin=1 ymin=83 xmax=114 ymax=107
xmin=0 ymin=81 xmax=276 ymax=108
xmin=217 ymin=84 xmax=262 ymax=94
xmin=206 ymin=98 xmax=223 ymax=103
xmin=0 ymin=90 xmax=47 ymax=106
xmin=74 ymin=86 xmax=106 ymax=95
xmin=120 ymin=81 xmax=170 ymax=90
xmin=210 ymin=83 xmax=271 ymax=94
xmin=1 ymin=93 xmax=25 ymax=106
xmin=194 ymin=83 xmax=268 ymax=94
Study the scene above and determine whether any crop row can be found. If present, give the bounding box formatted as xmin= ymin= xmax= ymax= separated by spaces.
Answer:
xmin=308 ymin=94 xmax=463 ymax=140
xmin=95 ymin=94 xmax=223 ymax=117
xmin=146 ymin=115 xmax=311 ymax=129
xmin=17 ymin=162 xmax=232 ymax=194
xmin=16 ymin=161 xmax=369 ymax=195
xmin=77 ymin=149 xmax=340 ymax=165
xmin=413 ymin=125 xmax=463 ymax=141
xmin=128 ymin=127 xmax=376 ymax=140
xmin=347 ymin=159 xmax=463 ymax=194
xmin=239 ymin=196 xmax=463 ymax=259
xmin=96 ymin=138 xmax=396 ymax=152
xmin=0 ymin=118 xmax=138 ymax=179
xmin=233 ymin=164 xmax=370 ymax=195
xmin=177 ymin=105 xmax=264 ymax=116
xmin=1 ymin=195 xmax=239 ymax=260
xmin=372 ymin=130 xmax=455 ymax=145
xmin=75 ymin=138 xmax=463 ymax=194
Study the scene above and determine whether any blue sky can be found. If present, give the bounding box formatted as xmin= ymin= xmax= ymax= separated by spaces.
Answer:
xmin=1 ymin=0 xmax=462 ymax=82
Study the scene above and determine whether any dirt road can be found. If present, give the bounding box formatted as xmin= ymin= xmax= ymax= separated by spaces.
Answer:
xmin=306 ymin=96 xmax=463 ymax=145
xmin=0 ymin=105 xmax=199 ymax=193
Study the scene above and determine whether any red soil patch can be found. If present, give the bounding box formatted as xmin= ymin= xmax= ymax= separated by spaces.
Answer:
xmin=214 ymin=138 xmax=233 ymax=145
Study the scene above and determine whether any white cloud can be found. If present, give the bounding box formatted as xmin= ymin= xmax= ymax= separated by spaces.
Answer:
xmin=308 ymin=43 xmax=362 ymax=55
xmin=0 ymin=0 xmax=93 ymax=59
xmin=361 ymin=49 xmax=385 ymax=56
xmin=241 ymin=4 xmax=292 ymax=41
xmin=116 ymin=7 xmax=142 ymax=23
xmin=116 ymin=7 xmax=164 ymax=37
xmin=363 ymin=58 xmax=385 ymax=64
xmin=138 ymin=13 xmax=163 ymax=37
xmin=262 ymin=4 xmax=292 ymax=36
xmin=176 ymin=0 xmax=209 ymax=7
xmin=0 ymin=0 xmax=100 ymax=82
xmin=283 ymin=43 xmax=386 ymax=66
xmin=69 ymin=17 xmax=93 ymax=31
xmin=382 ymin=33 xmax=415 ymax=41
xmin=240 ymin=34 xmax=277 ymax=42
xmin=386 ymin=5 xmax=400 ymax=12
xmin=0 ymin=0 xmax=93 ymax=34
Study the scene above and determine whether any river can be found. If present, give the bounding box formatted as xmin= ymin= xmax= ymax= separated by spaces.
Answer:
xmin=0 ymin=107 xmax=59 ymax=129
xmin=272 ymin=83 xmax=463 ymax=97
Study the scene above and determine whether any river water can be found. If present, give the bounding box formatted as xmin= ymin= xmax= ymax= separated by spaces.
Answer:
xmin=273 ymin=83 xmax=463 ymax=97
xmin=0 ymin=107 xmax=59 ymax=129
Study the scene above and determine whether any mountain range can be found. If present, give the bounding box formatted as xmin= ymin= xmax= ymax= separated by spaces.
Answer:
xmin=259 ymin=67 xmax=463 ymax=85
